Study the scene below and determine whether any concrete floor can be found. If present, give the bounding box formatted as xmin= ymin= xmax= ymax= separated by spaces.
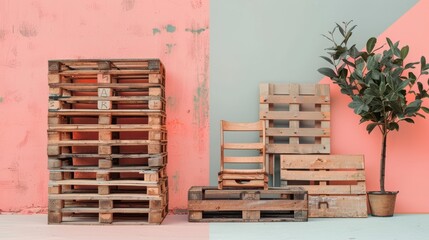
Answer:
xmin=0 ymin=214 xmax=428 ymax=240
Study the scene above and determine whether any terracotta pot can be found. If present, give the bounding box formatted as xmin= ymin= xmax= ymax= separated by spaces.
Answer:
xmin=368 ymin=191 xmax=399 ymax=217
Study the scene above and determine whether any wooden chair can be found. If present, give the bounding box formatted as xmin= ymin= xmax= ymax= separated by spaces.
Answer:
xmin=218 ymin=120 xmax=268 ymax=189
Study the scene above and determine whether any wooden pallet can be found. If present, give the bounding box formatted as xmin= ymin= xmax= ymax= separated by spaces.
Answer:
xmin=49 ymin=153 xmax=167 ymax=170
xmin=48 ymin=113 xmax=166 ymax=156
xmin=259 ymin=83 xmax=330 ymax=175
xmin=48 ymin=166 xmax=168 ymax=224
xmin=280 ymin=155 xmax=367 ymax=217
xmin=49 ymin=167 xmax=167 ymax=193
xmin=188 ymin=186 xmax=308 ymax=222
xmin=49 ymin=84 xmax=165 ymax=111
xmin=48 ymin=59 xmax=165 ymax=77
xmin=48 ymin=195 xmax=168 ymax=224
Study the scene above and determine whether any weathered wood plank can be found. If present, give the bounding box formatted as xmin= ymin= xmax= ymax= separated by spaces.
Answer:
xmin=267 ymin=144 xmax=330 ymax=154
xmin=260 ymin=111 xmax=330 ymax=121
xmin=279 ymin=184 xmax=366 ymax=195
xmin=260 ymin=95 xmax=330 ymax=104
xmin=308 ymin=195 xmax=367 ymax=218
xmin=281 ymin=155 xmax=365 ymax=169
xmin=188 ymin=200 xmax=307 ymax=211
xmin=281 ymin=170 xmax=366 ymax=181
xmin=266 ymin=128 xmax=330 ymax=137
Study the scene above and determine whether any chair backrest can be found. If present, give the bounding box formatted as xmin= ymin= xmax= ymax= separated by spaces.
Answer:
xmin=220 ymin=120 xmax=266 ymax=172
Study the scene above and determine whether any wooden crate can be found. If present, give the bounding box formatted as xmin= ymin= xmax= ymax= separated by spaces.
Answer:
xmin=188 ymin=186 xmax=308 ymax=222
xmin=259 ymin=83 xmax=330 ymax=175
xmin=280 ymin=155 xmax=367 ymax=217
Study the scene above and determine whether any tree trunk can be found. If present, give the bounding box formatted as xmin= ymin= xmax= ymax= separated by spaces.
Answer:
xmin=380 ymin=132 xmax=387 ymax=193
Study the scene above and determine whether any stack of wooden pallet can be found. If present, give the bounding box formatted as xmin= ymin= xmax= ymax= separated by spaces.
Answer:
xmin=47 ymin=59 xmax=168 ymax=224
xmin=260 ymin=83 xmax=367 ymax=218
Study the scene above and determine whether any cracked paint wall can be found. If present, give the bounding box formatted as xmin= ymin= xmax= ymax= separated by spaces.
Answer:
xmin=0 ymin=0 xmax=209 ymax=212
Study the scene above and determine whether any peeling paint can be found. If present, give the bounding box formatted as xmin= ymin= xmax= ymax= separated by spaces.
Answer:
xmin=165 ymin=24 xmax=176 ymax=33
xmin=152 ymin=28 xmax=161 ymax=35
xmin=121 ymin=0 xmax=135 ymax=11
xmin=191 ymin=0 xmax=203 ymax=9
xmin=172 ymin=171 xmax=179 ymax=193
xmin=185 ymin=27 xmax=207 ymax=35
xmin=19 ymin=22 xmax=38 ymax=37
xmin=167 ymin=96 xmax=176 ymax=108
xmin=193 ymin=71 xmax=209 ymax=125
xmin=165 ymin=43 xmax=176 ymax=54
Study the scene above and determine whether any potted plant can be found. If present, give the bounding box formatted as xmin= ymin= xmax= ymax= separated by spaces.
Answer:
xmin=318 ymin=21 xmax=429 ymax=216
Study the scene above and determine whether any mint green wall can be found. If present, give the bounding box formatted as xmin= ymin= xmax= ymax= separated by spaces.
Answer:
xmin=209 ymin=0 xmax=419 ymax=184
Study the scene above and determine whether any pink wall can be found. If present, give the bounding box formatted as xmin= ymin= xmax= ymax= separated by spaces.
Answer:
xmin=322 ymin=0 xmax=429 ymax=213
xmin=0 ymin=0 xmax=209 ymax=212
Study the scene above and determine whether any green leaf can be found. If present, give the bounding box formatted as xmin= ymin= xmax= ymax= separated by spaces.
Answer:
xmin=405 ymin=62 xmax=419 ymax=69
xmin=366 ymin=37 xmax=377 ymax=53
xmin=386 ymin=38 xmax=394 ymax=49
xmin=367 ymin=56 xmax=378 ymax=71
xmin=388 ymin=122 xmax=399 ymax=131
xmin=421 ymin=106 xmax=429 ymax=113
xmin=400 ymin=46 xmax=409 ymax=59
xmin=403 ymin=118 xmax=415 ymax=123
xmin=418 ymin=82 xmax=424 ymax=92
xmin=320 ymin=56 xmax=334 ymax=65
xmin=349 ymin=45 xmax=360 ymax=59
xmin=349 ymin=97 xmax=369 ymax=114
xmin=336 ymin=23 xmax=345 ymax=37
xmin=421 ymin=56 xmax=427 ymax=73
xmin=404 ymin=99 xmax=423 ymax=116
xmin=343 ymin=58 xmax=356 ymax=68
xmin=318 ymin=67 xmax=337 ymax=78
xmin=397 ymin=79 xmax=410 ymax=91
xmin=366 ymin=123 xmax=378 ymax=134
xmin=416 ymin=112 xmax=426 ymax=118
xmin=379 ymin=80 xmax=386 ymax=94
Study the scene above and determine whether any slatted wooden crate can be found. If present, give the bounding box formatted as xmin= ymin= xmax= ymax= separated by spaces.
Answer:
xmin=280 ymin=155 xmax=367 ymax=217
xmin=259 ymin=83 xmax=330 ymax=175
xmin=48 ymin=59 xmax=168 ymax=224
xmin=188 ymin=186 xmax=308 ymax=222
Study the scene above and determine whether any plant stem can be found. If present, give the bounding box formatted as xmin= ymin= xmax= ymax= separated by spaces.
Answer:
xmin=380 ymin=130 xmax=387 ymax=193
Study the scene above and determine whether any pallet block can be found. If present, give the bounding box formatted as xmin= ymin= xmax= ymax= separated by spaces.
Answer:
xmin=188 ymin=186 xmax=308 ymax=222
xmin=280 ymin=155 xmax=367 ymax=217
